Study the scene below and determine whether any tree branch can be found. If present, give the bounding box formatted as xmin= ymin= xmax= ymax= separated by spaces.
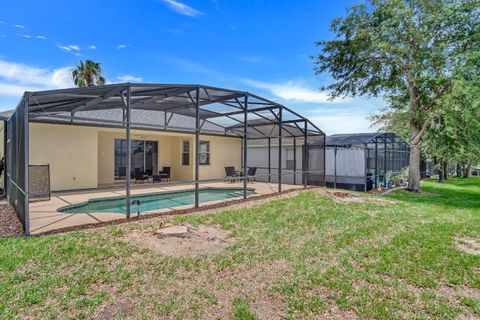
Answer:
xmin=422 ymin=83 xmax=451 ymax=112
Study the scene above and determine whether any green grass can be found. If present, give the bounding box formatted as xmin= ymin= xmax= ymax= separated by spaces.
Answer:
xmin=1 ymin=177 xmax=479 ymax=319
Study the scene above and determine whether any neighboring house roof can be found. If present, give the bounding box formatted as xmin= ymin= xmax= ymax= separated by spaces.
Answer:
xmin=5 ymin=83 xmax=325 ymax=139
xmin=0 ymin=110 xmax=14 ymax=120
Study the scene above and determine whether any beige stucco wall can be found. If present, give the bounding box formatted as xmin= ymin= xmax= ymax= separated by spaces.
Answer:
xmin=27 ymin=123 xmax=242 ymax=191
xmin=29 ymin=123 xmax=99 ymax=191
xmin=195 ymin=135 xmax=242 ymax=181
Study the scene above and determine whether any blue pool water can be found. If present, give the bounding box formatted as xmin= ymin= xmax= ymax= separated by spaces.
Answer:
xmin=58 ymin=188 xmax=254 ymax=214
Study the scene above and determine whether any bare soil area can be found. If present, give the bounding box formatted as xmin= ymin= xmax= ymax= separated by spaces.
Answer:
xmin=123 ymin=224 xmax=233 ymax=257
xmin=0 ymin=201 xmax=23 ymax=238
xmin=455 ymin=236 xmax=480 ymax=256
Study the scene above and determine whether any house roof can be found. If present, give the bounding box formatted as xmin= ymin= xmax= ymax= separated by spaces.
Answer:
xmin=6 ymin=83 xmax=324 ymax=139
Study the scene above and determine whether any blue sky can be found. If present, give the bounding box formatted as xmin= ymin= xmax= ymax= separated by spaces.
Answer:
xmin=0 ymin=0 xmax=382 ymax=134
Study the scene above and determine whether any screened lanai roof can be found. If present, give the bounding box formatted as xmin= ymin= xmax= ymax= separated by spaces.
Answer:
xmin=324 ymin=132 xmax=407 ymax=147
xmin=8 ymin=83 xmax=324 ymax=139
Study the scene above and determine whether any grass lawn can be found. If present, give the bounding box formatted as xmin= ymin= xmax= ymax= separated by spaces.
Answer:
xmin=1 ymin=178 xmax=479 ymax=319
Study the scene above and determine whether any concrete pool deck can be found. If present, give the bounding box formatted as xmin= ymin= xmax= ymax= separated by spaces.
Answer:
xmin=29 ymin=182 xmax=303 ymax=234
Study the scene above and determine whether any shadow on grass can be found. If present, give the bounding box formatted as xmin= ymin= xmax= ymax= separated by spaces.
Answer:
xmin=385 ymin=177 xmax=480 ymax=210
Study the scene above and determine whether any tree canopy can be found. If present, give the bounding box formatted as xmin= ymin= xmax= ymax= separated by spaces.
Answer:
xmin=72 ymin=60 xmax=106 ymax=87
xmin=314 ymin=0 xmax=480 ymax=191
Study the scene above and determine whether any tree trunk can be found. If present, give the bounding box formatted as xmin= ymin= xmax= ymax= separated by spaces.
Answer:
xmin=438 ymin=162 xmax=444 ymax=183
xmin=406 ymin=76 xmax=423 ymax=192
xmin=457 ymin=163 xmax=462 ymax=177
xmin=443 ymin=162 xmax=448 ymax=180
xmin=463 ymin=164 xmax=471 ymax=178
xmin=408 ymin=125 xmax=422 ymax=192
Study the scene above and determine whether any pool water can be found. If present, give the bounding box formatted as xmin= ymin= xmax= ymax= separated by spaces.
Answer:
xmin=58 ymin=188 xmax=254 ymax=214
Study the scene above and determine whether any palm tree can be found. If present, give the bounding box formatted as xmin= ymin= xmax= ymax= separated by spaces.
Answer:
xmin=71 ymin=60 xmax=106 ymax=87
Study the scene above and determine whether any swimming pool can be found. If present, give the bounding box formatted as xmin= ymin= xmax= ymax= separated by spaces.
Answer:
xmin=58 ymin=188 xmax=254 ymax=214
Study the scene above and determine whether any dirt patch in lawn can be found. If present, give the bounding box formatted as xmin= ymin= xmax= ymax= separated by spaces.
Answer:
xmin=93 ymin=297 xmax=134 ymax=320
xmin=316 ymin=189 xmax=398 ymax=206
xmin=124 ymin=224 xmax=233 ymax=257
xmin=455 ymin=236 xmax=480 ymax=256
xmin=323 ymin=190 xmax=367 ymax=203
xmin=0 ymin=201 xmax=23 ymax=238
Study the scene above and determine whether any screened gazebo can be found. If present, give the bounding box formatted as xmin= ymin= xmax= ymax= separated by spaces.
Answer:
xmin=3 ymin=83 xmax=326 ymax=234
xmin=317 ymin=132 xmax=409 ymax=191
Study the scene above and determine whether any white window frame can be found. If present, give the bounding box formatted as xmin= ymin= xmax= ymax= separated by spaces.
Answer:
xmin=199 ymin=140 xmax=210 ymax=166
xmin=181 ymin=140 xmax=190 ymax=166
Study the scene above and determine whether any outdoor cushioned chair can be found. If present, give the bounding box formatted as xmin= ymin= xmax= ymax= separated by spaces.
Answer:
xmin=159 ymin=167 xmax=171 ymax=181
xmin=134 ymin=169 xmax=149 ymax=184
xmin=225 ymin=166 xmax=238 ymax=182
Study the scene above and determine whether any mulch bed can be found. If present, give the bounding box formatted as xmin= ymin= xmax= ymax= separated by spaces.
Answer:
xmin=0 ymin=201 xmax=23 ymax=238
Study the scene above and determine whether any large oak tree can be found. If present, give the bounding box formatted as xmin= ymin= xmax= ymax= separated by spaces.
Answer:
xmin=313 ymin=0 xmax=479 ymax=191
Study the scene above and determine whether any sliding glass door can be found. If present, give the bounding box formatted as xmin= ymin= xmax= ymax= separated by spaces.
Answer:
xmin=114 ymin=139 xmax=158 ymax=179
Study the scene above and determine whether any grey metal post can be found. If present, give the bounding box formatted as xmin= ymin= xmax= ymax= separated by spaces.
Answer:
xmin=243 ymin=94 xmax=248 ymax=199
xmin=334 ymin=145 xmax=337 ymax=189
xmin=268 ymin=137 xmax=271 ymax=183
xmin=303 ymin=121 xmax=308 ymax=188
xmin=278 ymin=106 xmax=282 ymax=192
xmin=125 ymin=86 xmax=132 ymax=219
xmin=293 ymin=137 xmax=296 ymax=185
xmin=194 ymin=87 xmax=200 ymax=208
xmin=364 ymin=147 xmax=368 ymax=192
xmin=24 ymin=98 xmax=30 ymax=235
xmin=374 ymin=137 xmax=378 ymax=188
xmin=384 ymin=137 xmax=387 ymax=184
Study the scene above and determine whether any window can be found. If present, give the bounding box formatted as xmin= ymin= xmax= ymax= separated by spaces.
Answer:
xmin=182 ymin=141 xmax=190 ymax=166
xmin=286 ymin=148 xmax=295 ymax=170
xmin=199 ymin=141 xmax=210 ymax=165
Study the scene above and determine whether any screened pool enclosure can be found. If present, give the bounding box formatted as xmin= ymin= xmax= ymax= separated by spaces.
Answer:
xmin=4 ymin=83 xmax=326 ymax=234
xmin=321 ymin=133 xmax=409 ymax=191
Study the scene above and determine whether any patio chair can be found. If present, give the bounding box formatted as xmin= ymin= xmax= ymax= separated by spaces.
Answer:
xmin=247 ymin=167 xmax=257 ymax=182
xmin=159 ymin=167 xmax=171 ymax=182
xmin=152 ymin=175 xmax=162 ymax=183
xmin=134 ymin=169 xmax=149 ymax=184
xmin=225 ymin=166 xmax=238 ymax=183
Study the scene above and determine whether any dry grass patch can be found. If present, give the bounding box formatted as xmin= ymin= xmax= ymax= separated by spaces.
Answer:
xmin=455 ymin=237 xmax=480 ymax=256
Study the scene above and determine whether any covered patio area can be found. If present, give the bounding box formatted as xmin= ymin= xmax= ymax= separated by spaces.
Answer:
xmin=4 ymin=83 xmax=326 ymax=235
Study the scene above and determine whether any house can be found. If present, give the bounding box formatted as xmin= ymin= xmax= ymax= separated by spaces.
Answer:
xmin=1 ymin=83 xmax=326 ymax=234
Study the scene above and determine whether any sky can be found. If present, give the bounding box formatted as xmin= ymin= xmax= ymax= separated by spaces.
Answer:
xmin=0 ymin=0 xmax=382 ymax=134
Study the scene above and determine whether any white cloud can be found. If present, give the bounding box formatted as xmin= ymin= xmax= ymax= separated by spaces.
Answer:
xmin=88 ymin=45 xmax=96 ymax=49
xmin=117 ymin=44 xmax=128 ymax=49
xmin=116 ymin=75 xmax=143 ymax=82
xmin=56 ymin=44 xmax=81 ymax=52
xmin=243 ymin=79 xmax=346 ymax=104
xmin=0 ymin=60 xmax=72 ymax=97
xmin=57 ymin=45 xmax=72 ymax=51
xmin=35 ymin=35 xmax=47 ymax=40
xmin=13 ymin=24 xmax=26 ymax=29
xmin=161 ymin=0 xmax=204 ymax=17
